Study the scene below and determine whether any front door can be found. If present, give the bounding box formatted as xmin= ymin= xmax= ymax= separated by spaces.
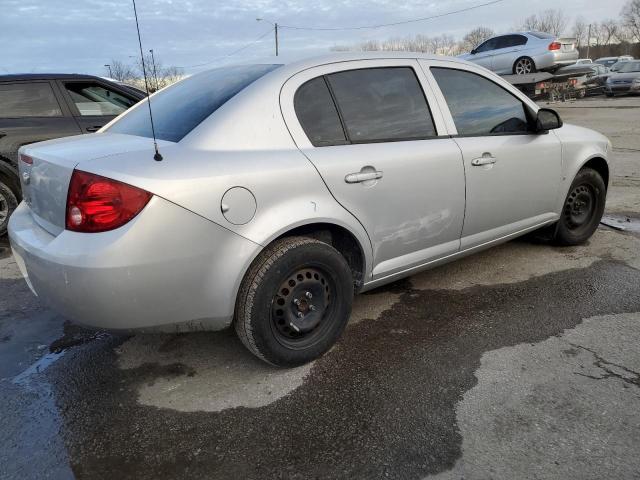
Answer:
xmin=282 ymin=61 xmax=466 ymax=279
xmin=427 ymin=65 xmax=562 ymax=249
xmin=56 ymin=80 xmax=139 ymax=134
xmin=469 ymin=37 xmax=500 ymax=70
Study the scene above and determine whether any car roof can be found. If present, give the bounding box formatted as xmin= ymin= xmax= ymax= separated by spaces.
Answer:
xmin=246 ymin=51 xmax=478 ymax=77
xmin=0 ymin=73 xmax=106 ymax=82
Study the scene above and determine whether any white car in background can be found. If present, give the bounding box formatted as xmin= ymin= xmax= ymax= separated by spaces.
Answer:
xmin=459 ymin=31 xmax=578 ymax=75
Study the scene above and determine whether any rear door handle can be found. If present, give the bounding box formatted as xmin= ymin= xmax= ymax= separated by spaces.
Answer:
xmin=345 ymin=170 xmax=383 ymax=184
xmin=471 ymin=154 xmax=497 ymax=166
xmin=86 ymin=126 xmax=102 ymax=132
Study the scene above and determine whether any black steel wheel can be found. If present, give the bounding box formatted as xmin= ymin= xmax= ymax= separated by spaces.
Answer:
xmin=271 ymin=266 xmax=336 ymax=348
xmin=235 ymin=236 xmax=353 ymax=367
xmin=553 ymin=167 xmax=606 ymax=245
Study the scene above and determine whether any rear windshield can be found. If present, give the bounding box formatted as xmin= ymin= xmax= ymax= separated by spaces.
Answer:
xmin=529 ymin=32 xmax=554 ymax=39
xmin=105 ymin=64 xmax=280 ymax=142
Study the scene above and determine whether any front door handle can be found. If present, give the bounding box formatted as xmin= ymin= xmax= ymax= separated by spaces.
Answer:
xmin=345 ymin=170 xmax=383 ymax=184
xmin=471 ymin=153 xmax=497 ymax=166
xmin=86 ymin=126 xmax=102 ymax=132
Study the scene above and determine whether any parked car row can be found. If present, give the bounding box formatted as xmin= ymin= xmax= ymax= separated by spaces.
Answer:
xmin=0 ymin=74 xmax=145 ymax=235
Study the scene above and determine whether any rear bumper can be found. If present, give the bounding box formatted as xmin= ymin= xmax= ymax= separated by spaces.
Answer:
xmin=534 ymin=51 xmax=578 ymax=70
xmin=8 ymin=198 xmax=261 ymax=332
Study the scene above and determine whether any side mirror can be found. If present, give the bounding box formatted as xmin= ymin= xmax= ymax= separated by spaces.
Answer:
xmin=470 ymin=48 xmax=478 ymax=55
xmin=535 ymin=108 xmax=562 ymax=132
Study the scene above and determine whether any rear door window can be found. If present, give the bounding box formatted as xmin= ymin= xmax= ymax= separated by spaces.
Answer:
xmin=0 ymin=82 xmax=62 ymax=118
xmin=294 ymin=77 xmax=347 ymax=147
xmin=106 ymin=64 xmax=280 ymax=142
xmin=431 ymin=67 xmax=530 ymax=136
xmin=62 ymin=82 xmax=136 ymax=116
xmin=326 ymin=67 xmax=436 ymax=143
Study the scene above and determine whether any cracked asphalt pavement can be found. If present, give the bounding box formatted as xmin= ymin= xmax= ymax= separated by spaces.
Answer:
xmin=1 ymin=97 xmax=640 ymax=479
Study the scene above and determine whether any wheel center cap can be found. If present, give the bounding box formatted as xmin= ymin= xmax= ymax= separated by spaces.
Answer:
xmin=296 ymin=298 xmax=310 ymax=313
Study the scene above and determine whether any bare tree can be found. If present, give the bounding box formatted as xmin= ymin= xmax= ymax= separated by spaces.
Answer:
xmin=135 ymin=53 xmax=184 ymax=91
xmin=109 ymin=59 xmax=137 ymax=82
xmin=622 ymin=0 xmax=640 ymax=42
xmin=572 ymin=17 xmax=588 ymax=47
xmin=462 ymin=26 xmax=495 ymax=51
xmin=540 ymin=9 xmax=568 ymax=36
xmin=601 ymin=19 xmax=620 ymax=44
xmin=520 ymin=9 xmax=567 ymax=36
xmin=521 ymin=14 xmax=540 ymax=31
xmin=590 ymin=22 xmax=604 ymax=46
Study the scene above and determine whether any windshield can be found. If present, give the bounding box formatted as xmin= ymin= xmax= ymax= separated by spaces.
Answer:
xmin=106 ymin=64 xmax=281 ymax=142
xmin=618 ymin=61 xmax=640 ymax=73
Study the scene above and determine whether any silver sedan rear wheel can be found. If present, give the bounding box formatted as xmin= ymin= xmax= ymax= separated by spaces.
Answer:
xmin=513 ymin=57 xmax=536 ymax=75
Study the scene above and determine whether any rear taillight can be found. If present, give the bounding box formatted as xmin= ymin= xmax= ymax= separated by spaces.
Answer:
xmin=66 ymin=170 xmax=152 ymax=233
xmin=20 ymin=154 xmax=33 ymax=165
xmin=548 ymin=42 xmax=561 ymax=51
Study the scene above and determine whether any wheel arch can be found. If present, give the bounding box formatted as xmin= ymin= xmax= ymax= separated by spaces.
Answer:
xmin=581 ymin=156 xmax=609 ymax=190
xmin=270 ymin=221 xmax=369 ymax=292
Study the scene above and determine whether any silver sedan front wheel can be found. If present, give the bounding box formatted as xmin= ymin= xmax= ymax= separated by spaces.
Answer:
xmin=513 ymin=57 xmax=536 ymax=75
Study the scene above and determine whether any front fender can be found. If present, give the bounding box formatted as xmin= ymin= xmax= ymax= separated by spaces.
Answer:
xmin=552 ymin=125 xmax=610 ymax=214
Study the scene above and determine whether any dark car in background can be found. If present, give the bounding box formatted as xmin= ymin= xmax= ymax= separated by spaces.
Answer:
xmin=605 ymin=60 xmax=640 ymax=96
xmin=0 ymin=74 xmax=144 ymax=235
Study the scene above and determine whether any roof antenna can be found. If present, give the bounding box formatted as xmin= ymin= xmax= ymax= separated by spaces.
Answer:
xmin=132 ymin=0 xmax=162 ymax=161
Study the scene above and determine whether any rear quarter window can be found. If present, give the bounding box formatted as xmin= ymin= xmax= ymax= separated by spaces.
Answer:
xmin=106 ymin=64 xmax=280 ymax=142
xmin=0 ymin=82 xmax=62 ymax=118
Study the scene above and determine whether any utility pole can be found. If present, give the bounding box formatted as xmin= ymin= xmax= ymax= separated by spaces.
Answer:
xmin=104 ymin=64 xmax=112 ymax=77
xmin=586 ymin=24 xmax=591 ymax=59
xmin=149 ymin=49 xmax=160 ymax=91
xmin=257 ymin=18 xmax=279 ymax=56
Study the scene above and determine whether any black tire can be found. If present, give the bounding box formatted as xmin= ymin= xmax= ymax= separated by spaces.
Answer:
xmin=513 ymin=57 xmax=537 ymax=75
xmin=235 ymin=236 xmax=353 ymax=367
xmin=605 ymin=92 xmax=614 ymax=97
xmin=0 ymin=174 xmax=19 ymax=237
xmin=553 ymin=168 xmax=606 ymax=246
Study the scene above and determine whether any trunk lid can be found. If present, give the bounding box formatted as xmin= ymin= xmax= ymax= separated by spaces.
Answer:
xmin=558 ymin=37 xmax=576 ymax=52
xmin=19 ymin=133 xmax=165 ymax=235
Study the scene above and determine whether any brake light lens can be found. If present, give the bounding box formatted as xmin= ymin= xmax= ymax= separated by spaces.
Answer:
xmin=66 ymin=170 xmax=152 ymax=233
xmin=20 ymin=154 xmax=33 ymax=165
xmin=548 ymin=42 xmax=561 ymax=51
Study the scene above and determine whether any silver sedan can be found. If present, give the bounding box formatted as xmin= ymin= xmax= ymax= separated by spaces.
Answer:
xmin=459 ymin=31 xmax=578 ymax=75
xmin=9 ymin=53 xmax=610 ymax=366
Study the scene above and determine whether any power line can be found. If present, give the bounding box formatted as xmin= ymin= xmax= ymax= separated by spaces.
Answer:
xmin=177 ymin=0 xmax=504 ymax=70
xmin=276 ymin=0 xmax=504 ymax=31
xmin=179 ymin=27 xmax=275 ymax=69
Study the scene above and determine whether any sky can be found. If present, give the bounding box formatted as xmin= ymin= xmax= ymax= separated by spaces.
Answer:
xmin=0 ymin=0 xmax=630 ymax=76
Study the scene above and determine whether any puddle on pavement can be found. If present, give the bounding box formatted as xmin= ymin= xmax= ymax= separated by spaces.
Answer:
xmin=601 ymin=214 xmax=640 ymax=234
xmin=46 ymin=260 xmax=640 ymax=480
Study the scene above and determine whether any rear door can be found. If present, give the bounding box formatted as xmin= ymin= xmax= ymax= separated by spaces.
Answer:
xmin=56 ymin=79 xmax=139 ymax=134
xmin=491 ymin=34 xmax=528 ymax=74
xmin=281 ymin=60 xmax=466 ymax=280
xmin=425 ymin=62 xmax=562 ymax=250
xmin=0 ymin=81 xmax=81 ymax=167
